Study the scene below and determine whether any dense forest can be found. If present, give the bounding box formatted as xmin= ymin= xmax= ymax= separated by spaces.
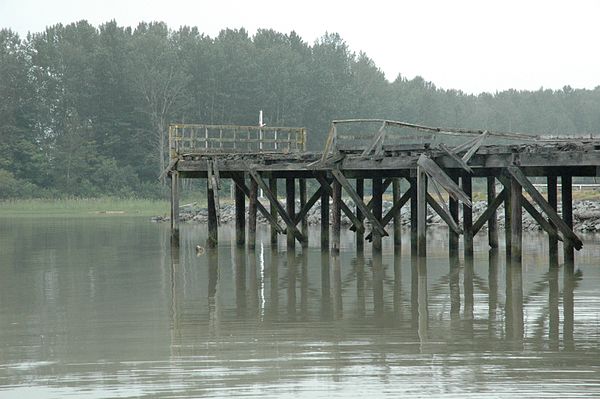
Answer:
xmin=1 ymin=20 xmax=600 ymax=198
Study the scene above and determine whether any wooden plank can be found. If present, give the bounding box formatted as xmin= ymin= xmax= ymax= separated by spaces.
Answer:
xmin=248 ymin=170 xmax=305 ymax=244
xmin=321 ymin=175 xmax=330 ymax=248
xmin=234 ymin=173 xmax=245 ymax=246
xmin=248 ymin=178 xmax=258 ymax=250
xmin=315 ymin=173 xmax=365 ymax=234
xmin=269 ymin=177 xmax=278 ymax=244
xmin=417 ymin=154 xmax=472 ymax=207
xmin=462 ymin=130 xmax=489 ymax=162
xmin=426 ymin=192 xmax=463 ymax=235
xmin=332 ymin=179 xmax=342 ymax=254
xmin=349 ymin=178 xmax=392 ymax=231
xmin=462 ymin=174 xmax=474 ymax=257
xmin=438 ymin=144 xmax=473 ymax=173
xmin=547 ymin=175 xmax=559 ymax=261
xmin=331 ymin=169 xmax=388 ymax=237
xmin=365 ymin=186 xmax=412 ymax=242
xmin=521 ymin=195 xmax=561 ymax=240
xmin=355 ymin=178 xmax=364 ymax=252
xmin=231 ymin=174 xmax=285 ymax=234
xmin=473 ymin=188 xmax=507 ymax=235
xmin=562 ymin=175 xmax=575 ymax=263
xmin=392 ymin=179 xmax=402 ymax=248
xmin=372 ymin=178 xmax=384 ymax=251
xmin=507 ymin=166 xmax=582 ymax=250
xmin=286 ymin=178 xmax=297 ymax=248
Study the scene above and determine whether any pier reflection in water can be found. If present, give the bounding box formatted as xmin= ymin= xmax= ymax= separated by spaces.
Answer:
xmin=0 ymin=218 xmax=598 ymax=398
xmin=166 ymin=225 xmax=597 ymax=397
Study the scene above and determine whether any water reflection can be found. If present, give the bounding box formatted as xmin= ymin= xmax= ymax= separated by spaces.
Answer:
xmin=1 ymin=219 xmax=599 ymax=398
xmin=168 ymin=234 xmax=591 ymax=358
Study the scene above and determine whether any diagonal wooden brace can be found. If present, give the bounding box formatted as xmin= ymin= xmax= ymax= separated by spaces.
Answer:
xmin=248 ymin=170 xmax=305 ymax=244
xmin=521 ymin=196 xmax=562 ymax=241
xmin=473 ymin=188 xmax=507 ymax=235
xmin=349 ymin=178 xmax=393 ymax=232
xmin=315 ymin=173 xmax=365 ymax=234
xmin=365 ymin=186 xmax=413 ymax=241
xmin=331 ymin=169 xmax=388 ymax=237
xmin=417 ymin=154 xmax=472 ymax=207
xmin=231 ymin=174 xmax=285 ymax=234
xmin=294 ymin=186 xmax=324 ymax=225
xmin=506 ymin=166 xmax=581 ymax=250
xmin=438 ymin=144 xmax=473 ymax=173
xmin=426 ymin=192 xmax=463 ymax=234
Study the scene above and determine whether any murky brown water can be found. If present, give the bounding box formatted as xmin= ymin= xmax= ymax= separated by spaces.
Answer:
xmin=1 ymin=217 xmax=600 ymax=398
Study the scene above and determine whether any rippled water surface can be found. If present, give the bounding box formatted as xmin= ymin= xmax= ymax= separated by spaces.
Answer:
xmin=1 ymin=217 xmax=600 ymax=398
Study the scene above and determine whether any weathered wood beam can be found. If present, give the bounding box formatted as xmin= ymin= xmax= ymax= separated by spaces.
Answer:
xmin=315 ymin=174 xmax=365 ymax=234
xmin=365 ymin=186 xmax=412 ymax=242
xmin=331 ymin=169 xmax=388 ymax=237
xmin=462 ymin=174 xmax=474 ymax=257
xmin=426 ymin=193 xmax=463 ymax=235
xmin=372 ymin=178 xmax=384 ymax=251
xmin=473 ymin=188 xmax=507 ymax=235
xmin=321 ymin=177 xmax=330 ymax=248
xmin=286 ymin=178 xmax=297 ymax=248
xmin=248 ymin=178 xmax=258 ymax=250
xmin=562 ymin=175 xmax=575 ymax=264
xmin=506 ymin=166 xmax=582 ymax=250
xmin=248 ymin=170 xmax=303 ymax=243
xmin=392 ymin=178 xmax=402 ymax=248
xmin=355 ymin=178 xmax=364 ymax=252
xmin=234 ymin=173 xmax=245 ymax=246
xmin=438 ymin=144 xmax=473 ymax=173
xmin=417 ymin=166 xmax=427 ymax=257
xmin=510 ymin=175 xmax=523 ymax=264
xmin=294 ymin=185 xmax=323 ymax=225
xmin=417 ymin=154 xmax=472 ymax=207
xmin=349 ymin=178 xmax=393 ymax=231
xmin=207 ymin=176 xmax=218 ymax=248
xmin=231 ymin=174 xmax=285 ymax=234
xmin=547 ymin=176 xmax=559 ymax=262
xmin=332 ymin=179 xmax=342 ymax=254
xmin=361 ymin=121 xmax=387 ymax=157
xmin=269 ymin=177 xmax=278 ymax=245
xmin=170 ymin=171 xmax=180 ymax=244
xmin=462 ymin=130 xmax=489 ymax=163
xmin=521 ymin=195 xmax=561 ymax=240
xmin=448 ymin=174 xmax=459 ymax=257
xmin=299 ymin=178 xmax=308 ymax=248
xmin=487 ymin=176 xmax=499 ymax=248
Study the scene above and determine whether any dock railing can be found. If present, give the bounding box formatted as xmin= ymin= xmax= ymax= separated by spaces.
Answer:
xmin=169 ymin=124 xmax=306 ymax=158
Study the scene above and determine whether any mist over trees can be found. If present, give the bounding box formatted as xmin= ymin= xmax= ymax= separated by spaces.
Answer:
xmin=1 ymin=20 xmax=600 ymax=198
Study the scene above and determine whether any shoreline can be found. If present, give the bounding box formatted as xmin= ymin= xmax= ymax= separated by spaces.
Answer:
xmin=152 ymin=198 xmax=600 ymax=233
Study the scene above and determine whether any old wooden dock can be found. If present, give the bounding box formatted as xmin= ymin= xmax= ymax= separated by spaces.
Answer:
xmin=164 ymin=119 xmax=600 ymax=265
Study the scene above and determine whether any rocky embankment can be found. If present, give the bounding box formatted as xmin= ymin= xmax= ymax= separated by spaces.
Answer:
xmin=151 ymin=199 xmax=600 ymax=233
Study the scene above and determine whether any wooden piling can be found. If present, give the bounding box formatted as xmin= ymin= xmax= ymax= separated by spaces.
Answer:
xmin=235 ymin=174 xmax=246 ymax=246
xmin=286 ymin=178 xmax=296 ymax=250
xmin=269 ymin=177 xmax=278 ymax=246
xmin=510 ymin=176 xmax=522 ymax=264
xmin=332 ymin=179 xmax=342 ymax=255
xmin=372 ymin=178 xmax=384 ymax=252
xmin=449 ymin=174 xmax=459 ymax=258
xmin=562 ymin=174 xmax=574 ymax=266
xmin=416 ymin=167 xmax=427 ymax=257
xmin=248 ymin=178 xmax=258 ymax=250
xmin=462 ymin=174 xmax=473 ymax=257
xmin=392 ymin=178 xmax=402 ymax=249
xmin=409 ymin=176 xmax=418 ymax=254
xmin=504 ymin=179 xmax=512 ymax=258
xmin=547 ymin=175 xmax=559 ymax=264
xmin=355 ymin=179 xmax=365 ymax=252
xmin=299 ymin=178 xmax=308 ymax=248
xmin=487 ymin=176 xmax=499 ymax=248
xmin=170 ymin=171 xmax=180 ymax=244
xmin=207 ymin=176 xmax=218 ymax=248
xmin=321 ymin=175 xmax=330 ymax=248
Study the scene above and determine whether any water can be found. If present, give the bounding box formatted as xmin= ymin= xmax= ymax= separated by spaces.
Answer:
xmin=1 ymin=217 xmax=600 ymax=398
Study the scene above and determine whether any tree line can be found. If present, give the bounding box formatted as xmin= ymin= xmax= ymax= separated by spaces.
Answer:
xmin=1 ymin=20 xmax=599 ymax=198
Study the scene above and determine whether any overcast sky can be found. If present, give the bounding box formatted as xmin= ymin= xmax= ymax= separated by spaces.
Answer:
xmin=1 ymin=0 xmax=598 ymax=94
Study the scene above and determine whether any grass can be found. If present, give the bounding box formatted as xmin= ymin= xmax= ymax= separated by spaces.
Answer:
xmin=0 ymin=197 xmax=171 ymax=217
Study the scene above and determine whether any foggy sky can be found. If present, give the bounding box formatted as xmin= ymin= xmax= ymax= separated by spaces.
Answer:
xmin=1 ymin=0 xmax=598 ymax=94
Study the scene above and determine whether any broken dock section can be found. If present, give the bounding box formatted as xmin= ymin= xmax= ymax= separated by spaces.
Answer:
xmin=164 ymin=119 xmax=599 ymax=264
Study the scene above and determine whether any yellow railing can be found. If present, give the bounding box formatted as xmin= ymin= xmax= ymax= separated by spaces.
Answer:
xmin=169 ymin=124 xmax=306 ymax=158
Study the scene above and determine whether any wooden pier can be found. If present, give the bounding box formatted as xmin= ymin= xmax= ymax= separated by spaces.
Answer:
xmin=165 ymin=119 xmax=600 ymax=264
